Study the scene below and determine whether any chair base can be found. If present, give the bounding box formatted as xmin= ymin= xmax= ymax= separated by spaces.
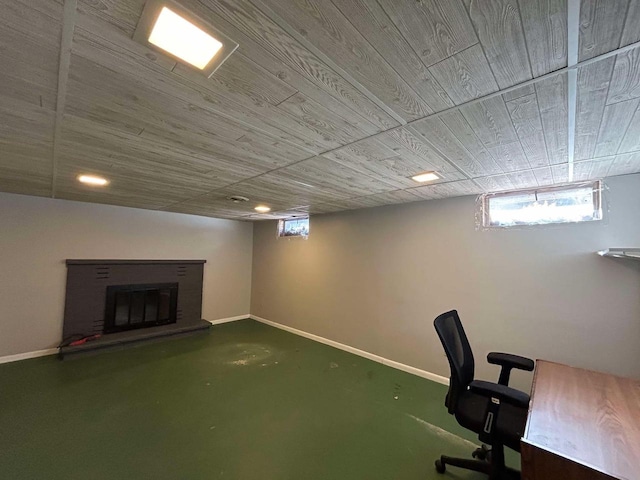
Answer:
xmin=435 ymin=446 xmax=520 ymax=480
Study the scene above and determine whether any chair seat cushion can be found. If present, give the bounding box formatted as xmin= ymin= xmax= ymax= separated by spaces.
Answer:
xmin=454 ymin=390 xmax=528 ymax=452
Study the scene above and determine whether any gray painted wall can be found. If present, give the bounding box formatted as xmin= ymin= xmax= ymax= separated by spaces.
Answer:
xmin=251 ymin=174 xmax=640 ymax=391
xmin=0 ymin=193 xmax=253 ymax=357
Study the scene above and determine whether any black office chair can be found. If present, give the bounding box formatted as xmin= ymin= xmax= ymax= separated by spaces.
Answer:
xmin=433 ymin=310 xmax=534 ymax=479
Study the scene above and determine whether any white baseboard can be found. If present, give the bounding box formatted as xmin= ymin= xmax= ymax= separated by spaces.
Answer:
xmin=207 ymin=314 xmax=250 ymax=325
xmin=0 ymin=348 xmax=58 ymax=365
xmin=249 ymin=314 xmax=449 ymax=386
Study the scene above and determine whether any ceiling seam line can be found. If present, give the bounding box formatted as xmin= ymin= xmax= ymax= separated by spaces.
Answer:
xmin=51 ymin=0 xmax=78 ymax=199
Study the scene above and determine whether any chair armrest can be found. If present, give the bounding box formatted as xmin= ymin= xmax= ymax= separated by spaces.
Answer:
xmin=487 ymin=352 xmax=534 ymax=371
xmin=469 ymin=380 xmax=530 ymax=409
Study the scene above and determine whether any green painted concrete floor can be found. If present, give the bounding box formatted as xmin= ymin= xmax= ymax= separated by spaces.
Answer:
xmin=0 ymin=319 xmax=518 ymax=479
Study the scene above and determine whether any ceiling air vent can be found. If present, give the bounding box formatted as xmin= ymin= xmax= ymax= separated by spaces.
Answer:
xmin=227 ymin=195 xmax=249 ymax=203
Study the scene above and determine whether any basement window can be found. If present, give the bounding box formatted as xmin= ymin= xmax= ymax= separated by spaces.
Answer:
xmin=277 ymin=217 xmax=310 ymax=238
xmin=480 ymin=181 xmax=603 ymax=228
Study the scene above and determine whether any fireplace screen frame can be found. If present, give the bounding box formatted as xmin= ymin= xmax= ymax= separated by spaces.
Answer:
xmin=104 ymin=283 xmax=178 ymax=334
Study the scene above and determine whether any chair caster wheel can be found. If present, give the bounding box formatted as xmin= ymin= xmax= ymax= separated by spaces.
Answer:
xmin=472 ymin=445 xmax=490 ymax=461
xmin=435 ymin=459 xmax=446 ymax=474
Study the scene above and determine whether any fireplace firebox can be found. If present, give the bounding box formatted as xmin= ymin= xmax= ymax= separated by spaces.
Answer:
xmin=104 ymin=283 xmax=178 ymax=334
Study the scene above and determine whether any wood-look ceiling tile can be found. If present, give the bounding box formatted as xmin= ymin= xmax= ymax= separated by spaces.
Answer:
xmin=486 ymin=141 xmax=531 ymax=172
xmin=60 ymin=115 xmax=265 ymax=186
xmin=255 ymin=0 xmax=434 ymax=121
xmin=408 ymin=117 xmax=490 ymax=177
xmin=374 ymin=129 xmax=469 ymax=181
xmin=594 ymin=98 xmax=640 ymax=157
xmin=575 ymin=57 xmax=616 ymax=160
xmin=409 ymin=179 xmax=483 ymax=199
xmin=535 ymin=73 xmax=568 ymax=165
xmin=276 ymin=93 xmax=374 ymax=147
xmin=461 ymin=96 xmax=519 ymax=148
xmin=550 ymin=162 xmax=570 ymax=183
xmin=573 ymin=157 xmax=614 ymax=179
xmin=197 ymin=0 xmax=398 ymax=130
xmin=54 ymin=167 xmax=209 ymax=211
xmin=620 ymin=0 xmax=640 ymax=47
xmin=618 ymin=104 xmax=640 ymax=153
xmin=607 ymin=49 xmax=640 ymax=105
xmin=578 ymin=0 xmax=629 ymax=62
xmin=429 ymin=44 xmax=499 ymax=104
xmin=162 ymin=190 xmax=302 ymax=219
xmin=71 ymin=22 xmax=332 ymax=154
xmin=203 ymin=53 xmax=298 ymax=106
xmin=169 ymin=0 xmax=387 ymax=136
xmin=377 ymin=0 xmax=478 ymax=67
xmin=0 ymin=96 xmax=56 ymax=144
xmin=77 ymin=0 xmax=144 ymax=37
xmin=505 ymin=93 xmax=550 ymax=167
xmin=212 ymin=172 xmax=347 ymax=207
xmin=437 ymin=111 xmax=504 ymax=176
xmin=609 ymin=151 xmax=640 ymax=176
xmin=278 ymin=156 xmax=399 ymax=197
xmin=363 ymin=189 xmax=425 ymax=205
xmin=532 ymin=166 xmax=555 ymax=186
xmin=0 ymin=141 xmax=53 ymax=198
xmin=502 ymin=85 xmax=536 ymax=102
xmin=463 ymin=0 xmax=532 ymax=88
xmin=312 ymin=190 xmax=424 ymax=213
xmin=506 ymin=169 xmax=538 ymax=188
xmin=473 ymin=174 xmax=515 ymax=192
xmin=320 ymin=0 xmax=454 ymax=113
xmin=519 ymin=0 xmax=567 ymax=78
xmin=2 ymin=0 xmax=62 ymax=42
xmin=0 ymin=70 xmax=57 ymax=112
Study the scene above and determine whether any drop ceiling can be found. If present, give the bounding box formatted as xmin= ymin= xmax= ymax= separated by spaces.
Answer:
xmin=1 ymin=0 xmax=640 ymax=220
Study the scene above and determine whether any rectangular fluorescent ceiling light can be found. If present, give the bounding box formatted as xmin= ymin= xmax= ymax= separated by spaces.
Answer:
xmin=149 ymin=7 xmax=222 ymax=70
xmin=411 ymin=172 xmax=439 ymax=183
xmin=134 ymin=0 xmax=238 ymax=77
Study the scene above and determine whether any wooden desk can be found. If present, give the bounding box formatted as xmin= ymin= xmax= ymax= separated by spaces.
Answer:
xmin=521 ymin=360 xmax=640 ymax=480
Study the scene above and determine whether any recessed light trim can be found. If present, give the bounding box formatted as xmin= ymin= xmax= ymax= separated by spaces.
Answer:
xmin=133 ymin=0 xmax=238 ymax=78
xmin=411 ymin=171 xmax=440 ymax=183
xmin=148 ymin=7 xmax=222 ymax=70
xmin=78 ymin=175 xmax=109 ymax=186
xmin=254 ymin=205 xmax=271 ymax=213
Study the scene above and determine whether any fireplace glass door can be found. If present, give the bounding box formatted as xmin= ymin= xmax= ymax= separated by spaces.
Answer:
xmin=105 ymin=283 xmax=178 ymax=333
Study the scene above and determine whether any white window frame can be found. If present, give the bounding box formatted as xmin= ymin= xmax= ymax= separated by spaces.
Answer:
xmin=480 ymin=180 xmax=603 ymax=229
xmin=277 ymin=217 xmax=310 ymax=238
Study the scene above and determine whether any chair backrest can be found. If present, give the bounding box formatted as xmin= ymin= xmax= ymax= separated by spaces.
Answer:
xmin=434 ymin=310 xmax=475 ymax=413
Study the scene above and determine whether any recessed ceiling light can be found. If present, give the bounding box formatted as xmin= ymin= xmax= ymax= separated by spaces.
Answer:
xmin=148 ymin=7 xmax=222 ymax=70
xmin=78 ymin=175 xmax=109 ymax=186
xmin=255 ymin=205 xmax=271 ymax=213
xmin=133 ymin=0 xmax=239 ymax=78
xmin=411 ymin=172 xmax=439 ymax=183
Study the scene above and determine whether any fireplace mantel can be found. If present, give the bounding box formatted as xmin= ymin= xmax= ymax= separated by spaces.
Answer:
xmin=66 ymin=259 xmax=206 ymax=265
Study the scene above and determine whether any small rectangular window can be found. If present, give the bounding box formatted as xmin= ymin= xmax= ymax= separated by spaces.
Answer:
xmin=277 ymin=217 xmax=309 ymax=238
xmin=480 ymin=181 xmax=602 ymax=228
